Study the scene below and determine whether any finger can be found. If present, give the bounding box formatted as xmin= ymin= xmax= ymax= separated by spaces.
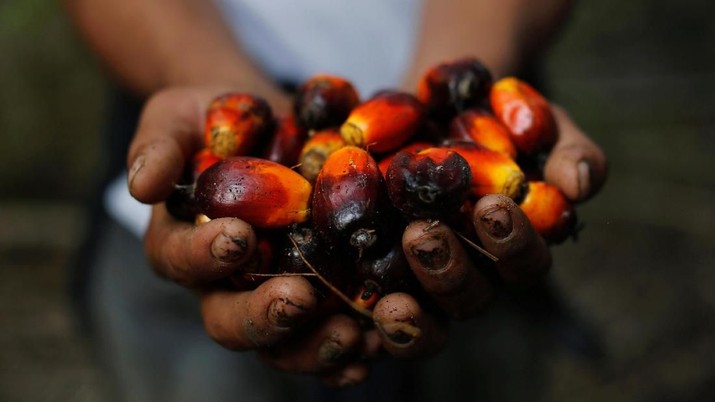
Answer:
xmin=473 ymin=194 xmax=552 ymax=286
xmin=127 ymin=87 xmax=224 ymax=203
xmin=402 ymin=221 xmax=494 ymax=319
xmin=544 ymin=105 xmax=608 ymax=203
xmin=258 ymin=314 xmax=362 ymax=374
xmin=200 ymin=276 xmax=317 ymax=351
xmin=320 ymin=362 xmax=371 ymax=389
xmin=144 ymin=205 xmax=256 ymax=287
xmin=373 ymin=293 xmax=448 ymax=358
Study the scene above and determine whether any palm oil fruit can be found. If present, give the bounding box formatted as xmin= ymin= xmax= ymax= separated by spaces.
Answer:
xmin=340 ymin=91 xmax=425 ymax=153
xmin=353 ymin=240 xmax=415 ymax=311
xmin=450 ymin=109 xmax=517 ymax=159
xmin=263 ymin=115 xmax=307 ymax=167
xmin=519 ymin=181 xmax=577 ymax=244
xmin=417 ymin=57 xmax=493 ymax=120
xmin=445 ymin=143 xmax=526 ymax=200
xmin=386 ymin=147 xmax=472 ymax=221
xmin=311 ymin=146 xmax=394 ymax=259
xmin=490 ymin=77 xmax=557 ymax=155
xmin=297 ymin=128 xmax=346 ymax=182
xmin=195 ymin=157 xmax=311 ymax=229
xmin=294 ymin=74 xmax=360 ymax=130
xmin=377 ymin=141 xmax=433 ymax=177
xmin=204 ymin=93 xmax=274 ymax=158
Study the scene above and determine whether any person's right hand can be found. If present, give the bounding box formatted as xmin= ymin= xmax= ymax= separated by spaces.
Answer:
xmin=127 ymin=86 xmax=377 ymax=387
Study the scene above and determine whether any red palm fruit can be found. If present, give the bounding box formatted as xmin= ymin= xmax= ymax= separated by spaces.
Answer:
xmin=417 ymin=57 xmax=493 ymax=120
xmin=229 ymin=236 xmax=276 ymax=290
xmin=352 ymin=240 xmax=417 ymax=311
xmin=204 ymin=93 xmax=274 ymax=158
xmin=519 ymin=181 xmax=577 ymax=244
xmin=311 ymin=146 xmax=395 ymax=259
xmin=386 ymin=147 xmax=472 ymax=221
xmin=450 ymin=109 xmax=517 ymax=159
xmin=263 ymin=115 xmax=308 ymax=167
xmin=192 ymin=148 xmax=223 ymax=178
xmin=294 ymin=74 xmax=360 ymax=130
xmin=445 ymin=143 xmax=526 ymax=200
xmin=195 ymin=157 xmax=311 ymax=229
xmin=490 ymin=77 xmax=557 ymax=155
xmin=297 ymin=128 xmax=346 ymax=182
xmin=340 ymin=91 xmax=424 ymax=153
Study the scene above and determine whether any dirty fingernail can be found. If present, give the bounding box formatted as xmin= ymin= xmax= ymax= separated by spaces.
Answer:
xmin=211 ymin=233 xmax=248 ymax=263
xmin=128 ymin=154 xmax=145 ymax=191
xmin=409 ymin=234 xmax=450 ymax=271
xmin=479 ymin=207 xmax=513 ymax=239
xmin=318 ymin=338 xmax=346 ymax=364
xmin=268 ymin=299 xmax=308 ymax=328
xmin=577 ymin=160 xmax=590 ymax=199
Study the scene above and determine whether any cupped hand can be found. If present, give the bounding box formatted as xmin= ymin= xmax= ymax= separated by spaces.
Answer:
xmin=372 ymin=106 xmax=607 ymax=359
xmin=127 ymin=87 xmax=371 ymax=385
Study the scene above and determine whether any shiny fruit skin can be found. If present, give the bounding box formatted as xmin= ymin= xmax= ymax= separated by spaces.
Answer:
xmin=519 ymin=181 xmax=577 ymax=244
xmin=298 ymin=128 xmax=346 ymax=182
xmin=386 ymin=147 xmax=472 ymax=221
xmin=195 ymin=157 xmax=311 ymax=229
xmin=417 ymin=57 xmax=493 ymax=121
xmin=450 ymin=109 xmax=517 ymax=159
xmin=445 ymin=143 xmax=526 ymax=200
xmin=377 ymin=141 xmax=433 ymax=177
xmin=340 ymin=91 xmax=424 ymax=153
xmin=204 ymin=93 xmax=274 ymax=158
xmin=294 ymin=74 xmax=360 ymax=130
xmin=192 ymin=148 xmax=223 ymax=178
xmin=263 ymin=115 xmax=308 ymax=167
xmin=311 ymin=146 xmax=394 ymax=259
xmin=490 ymin=77 xmax=557 ymax=155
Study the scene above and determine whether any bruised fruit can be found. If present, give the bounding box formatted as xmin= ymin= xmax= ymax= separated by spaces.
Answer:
xmin=195 ymin=157 xmax=311 ymax=229
xmin=294 ymin=74 xmax=360 ymax=130
xmin=340 ymin=91 xmax=424 ymax=153
xmin=490 ymin=77 xmax=557 ymax=155
xmin=519 ymin=181 xmax=577 ymax=244
xmin=417 ymin=57 xmax=493 ymax=120
xmin=298 ymin=128 xmax=346 ymax=182
xmin=450 ymin=109 xmax=517 ymax=159
xmin=204 ymin=93 xmax=273 ymax=158
xmin=445 ymin=142 xmax=526 ymax=200
xmin=263 ymin=115 xmax=307 ymax=167
xmin=311 ymin=146 xmax=395 ymax=259
xmin=386 ymin=147 xmax=472 ymax=221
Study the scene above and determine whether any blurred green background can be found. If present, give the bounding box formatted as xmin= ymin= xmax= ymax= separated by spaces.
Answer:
xmin=1 ymin=0 xmax=713 ymax=401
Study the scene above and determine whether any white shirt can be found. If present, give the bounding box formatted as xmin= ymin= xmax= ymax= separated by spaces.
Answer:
xmin=106 ymin=0 xmax=424 ymax=237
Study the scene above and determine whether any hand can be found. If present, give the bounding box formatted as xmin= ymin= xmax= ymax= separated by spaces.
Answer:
xmin=371 ymin=105 xmax=607 ymax=359
xmin=127 ymin=87 xmax=374 ymax=386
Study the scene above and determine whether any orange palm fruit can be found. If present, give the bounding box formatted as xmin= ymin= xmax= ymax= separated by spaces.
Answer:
xmin=263 ymin=115 xmax=308 ymax=167
xmin=417 ymin=57 xmax=493 ymax=120
xmin=377 ymin=141 xmax=433 ymax=177
xmin=311 ymin=146 xmax=396 ymax=259
xmin=519 ymin=181 xmax=577 ymax=244
xmin=294 ymin=74 xmax=360 ymax=130
xmin=204 ymin=93 xmax=274 ymax=158
xmin=490 ymin=77 xmax=557 ymax=155
xmin=192 ymin=148 xmax=223 ymax=178
xmin=195 ymin=157 xmax=311 ymax=229
xmin=445 ymin=143 xmax=526 ymax=200
xmin=297 ymin=128 xmax=346 ymax=182
xmin=450 ymin=109 xmax=517 ymax=159
xmin=340 ymin=91 xmax=425 ymax=153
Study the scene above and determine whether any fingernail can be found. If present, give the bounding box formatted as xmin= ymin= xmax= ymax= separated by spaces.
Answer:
xmin=479 ymin=206 xmax=513 ymax=239
xmin=318 ymin=338 xmax=346 ymax=364
xmin=409 ymin=234 xmax=450 ymax=271
xmin=268 ymin=298 xmax=308 ymax=328
xmin=577 ymin=160 xmax=590 ymax=199
xmin=375 ymin=321 xmax=415 ymax=346
xmin=211 ymin=233 xmax=247 ymax=263
xmin=127 ymin=154 xmax=145 ymax=191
